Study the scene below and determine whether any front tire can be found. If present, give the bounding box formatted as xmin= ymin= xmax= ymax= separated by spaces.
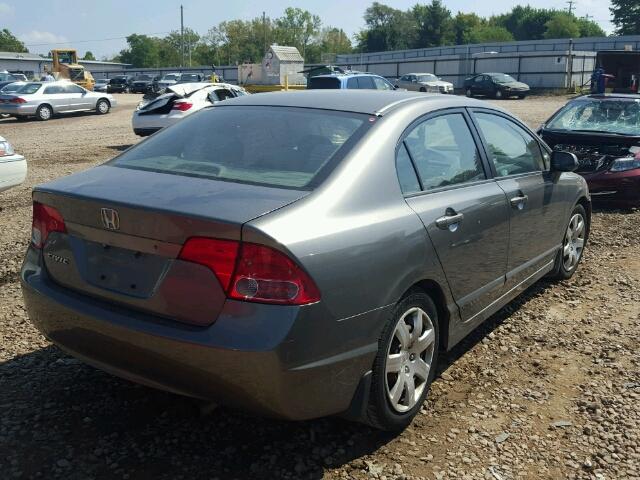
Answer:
xmin=465 ymin=88 xmax=473 ymax=97
xmin=96 ymin=99 xmax=110 ymax=115
xmin=549 ymin=204 xmax=588 ymax=280
xmin=36 ymin=104 xmax=52 ymax=121
xmin=364 ymin=291 xmax=439 ymax=431
xmin=494 ymin=89 xmax=503 ymax=99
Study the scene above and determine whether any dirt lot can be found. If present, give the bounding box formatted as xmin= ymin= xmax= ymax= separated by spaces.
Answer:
xmin=1 ymin=95 xmax=639 ymax=480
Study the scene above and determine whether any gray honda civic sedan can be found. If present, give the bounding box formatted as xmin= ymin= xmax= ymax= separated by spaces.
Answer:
xmin=21 ymin=90 xmax=590 ymax=431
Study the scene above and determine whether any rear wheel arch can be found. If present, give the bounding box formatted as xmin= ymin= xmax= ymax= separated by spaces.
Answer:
xmin=404 ymin=279 xmax=450 ymax=351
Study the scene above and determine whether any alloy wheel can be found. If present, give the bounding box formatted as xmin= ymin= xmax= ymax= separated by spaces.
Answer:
xmin=563 ymin=213 xmax=585 ymax=271
xmin=385 ymin=307 xmax=436 ymax=413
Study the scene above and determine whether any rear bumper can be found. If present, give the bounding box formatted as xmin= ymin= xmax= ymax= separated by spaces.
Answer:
xmin=21 ymin=247 xmax=379 ymax=420
xmin=582 ymin=169 xmax=640 ymax=205
xmin=0 ymin=155 xmax=27 ymax=192
xmin=133 ymin=127 xmax=161 ymax=137
xmin=0 ymin=104 xmax=37 ymax=116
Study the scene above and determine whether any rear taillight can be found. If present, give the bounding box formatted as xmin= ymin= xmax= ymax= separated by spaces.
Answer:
xmin=10 ymin=97 xmax=26 ymax=104
xmin=229 ymin=243 xmax=321 ymax=305
xmin=32 ymin=202 xmax=66 ymax=249
xmin=178 ymin=238 xmax=320 ymax=305
xmin=178 ymin=237 xmax=239 ymax=291
xmin=172 ymin=101 xmax=193 ymax=111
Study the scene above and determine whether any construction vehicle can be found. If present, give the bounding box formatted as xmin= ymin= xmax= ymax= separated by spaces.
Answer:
xmin=51 ymin=49 xmax=95 ymax=90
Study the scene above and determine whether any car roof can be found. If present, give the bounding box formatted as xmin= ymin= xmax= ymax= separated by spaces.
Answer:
xmin=581 ymin=93 xmax=640 ymax=101
xmin=312 ymin=72 xmax=382 ymax=79
xmin=217 ymin=90 xmax=489 ymax=116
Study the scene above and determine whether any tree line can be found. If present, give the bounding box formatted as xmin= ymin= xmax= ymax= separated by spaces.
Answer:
xmin=0 ymin=1 xmax=638 ymax=67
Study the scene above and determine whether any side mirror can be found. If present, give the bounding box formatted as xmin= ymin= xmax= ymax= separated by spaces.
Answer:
xmin=550 ymin=151 xmax=578 ymax=172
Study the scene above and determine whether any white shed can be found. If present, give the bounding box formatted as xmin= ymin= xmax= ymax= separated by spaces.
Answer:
xmin=261 ymin=45 xmax=305 ymax=85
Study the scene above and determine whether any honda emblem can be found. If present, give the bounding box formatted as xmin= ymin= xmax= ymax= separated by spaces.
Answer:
xmin=100 ymin=208 xmax=120 ymax=230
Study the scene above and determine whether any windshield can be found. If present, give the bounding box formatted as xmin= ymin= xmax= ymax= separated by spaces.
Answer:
xmin=111 ymin=106 xmax=369 ymax=189
xmin=491 ymin=74 xmax=516 ymax=83
xmin=162 ymin=74 xmax=180 ymax=81
xmin=308 ymin=77 xmax=341 ymax=89
xmin=546 ymin=98 xmax=640 ymax=136
xmin=15 ymin=83 xmax=42 ymax=94
xmin=417 ymin=74 xmax=437 ymax=82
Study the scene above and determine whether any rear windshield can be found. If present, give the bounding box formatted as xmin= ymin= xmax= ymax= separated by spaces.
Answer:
xmin=308 ymin=77 xmax=341 ymax=89
xmin=111 ymin=106 xmax=369 ymax=189
xmin=15 ymin=83 xmax=41 ymax=94
xmin=180 ymin=74 xmax=200 ymax=81
xmin=162 ymin=74 xmax=180 ymax=81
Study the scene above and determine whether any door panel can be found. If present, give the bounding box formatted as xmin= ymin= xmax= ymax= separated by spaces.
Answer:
xmin=400 ymin=111 xmax=509 ymax=321
xmin=406 ymin=184 xmax=509 ymax=320
xmin=472 ymin=111 xmax=565 ymax=288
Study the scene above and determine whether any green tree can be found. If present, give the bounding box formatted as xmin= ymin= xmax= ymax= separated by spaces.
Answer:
xmin=493 ymin=6 xmax=554 ymax=41
xmin=274 ymin=7 xmax=321 ymax=60
xmin=165 ymin=28 xmax=201 ymax=66
xmin=118 ymin=34 xmax=161 ymax=67
xmin=357 ymin=2 xmax=415 ymax=52
xmin=412 ymin=0 xmax=454 ymax=48
xmin=453 ymin=12 xmax=483 ymax=45
xmin=82 ymin=51 xmax=96 ymax=61
xmin=543 ymin=13 xmax=581 ymax=39
xmin=577 ymin=17 xmax=606 ymax=37
xmin=610 ymin=0 xmax=640 ymax=35
xmin=0 ymin=28 xmax=28 ymax=52
xmin=468 ymin=25 xmax=514 ymax=43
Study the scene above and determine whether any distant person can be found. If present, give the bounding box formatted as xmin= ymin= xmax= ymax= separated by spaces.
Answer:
xmin=41 ymin=69 xmax=55 ymax=82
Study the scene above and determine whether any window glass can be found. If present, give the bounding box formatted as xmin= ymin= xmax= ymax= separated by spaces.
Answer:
xmin=111 ymin=107 xmax=369 ymax=189
xmin=400 ymin=75 xmax=409 ymax=81
xmin=396 ymin=144 xmax=421 ymax=195
xmin=474 ymin=76 xmax=483 ymax=83
xmin=44 ymin=85 xmax=63 ymax=94
xmin=347 ymin=77 xmax=358 ymax=89
xmin=404 ymin=113 xmax=485 ymax=190
xmin=307 ymin=77 xmax=341 ymax=89
xmin=356 ymin=76 xmax=375 ymax=89
xmin=16 ymin=83 xmax=41 ymax=94
xmin=373 ymin=76 xmax=393 ymax=90
xmin=474 ymin=113 xmax=544 ymax=177
xmin=63 ymin=84 xmax=84 ymax=94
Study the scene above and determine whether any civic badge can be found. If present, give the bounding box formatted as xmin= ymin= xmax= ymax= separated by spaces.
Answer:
xmin=100 ymin=208 xmax=120 ymax=230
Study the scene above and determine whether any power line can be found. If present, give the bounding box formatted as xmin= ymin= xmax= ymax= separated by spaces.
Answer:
xmin=23 ymin=31 xmax=172 ymax=47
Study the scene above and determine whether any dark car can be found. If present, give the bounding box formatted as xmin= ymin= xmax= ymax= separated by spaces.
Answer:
xmin=307 ymin=72 xmax=396 ymax=90
xmin=176 ymin=73 xmax=204 ymax=84
xmin=0 ymin=71 xmax=21 ymax=91
xmin=21 ymin=91 xmax=589 ymax=431
xmin=107 ymin=75 xmax=133 ymax=94
xmin=539 ymin=93 xmax=640 ymax=206
xmin=464 ymin=73 xmax=530 ymax=99
xmin=129 ymin=74 xmax=155 ymax=94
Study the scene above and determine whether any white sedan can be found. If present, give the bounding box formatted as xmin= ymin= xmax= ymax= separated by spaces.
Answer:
xmin=132 ymin=82 xmax=248 ymax=137
xmin=0 ymin=136 xmax=26 ymax=193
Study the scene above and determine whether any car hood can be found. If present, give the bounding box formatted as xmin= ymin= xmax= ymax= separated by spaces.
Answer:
xmin=499 ymin=81 xmax=529 ymax=89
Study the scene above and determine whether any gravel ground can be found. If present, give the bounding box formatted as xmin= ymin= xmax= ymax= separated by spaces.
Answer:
xmin=1 ymin=94 xmax=639 ymax=480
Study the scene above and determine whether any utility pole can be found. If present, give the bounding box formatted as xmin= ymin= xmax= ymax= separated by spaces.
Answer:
xmin=566 ymin=0 xmax=576 ymax=15
xmin=262 ymin=11 xmax=267 ymax=56
xmin=180 ymin=5 xmax=184 ymax=68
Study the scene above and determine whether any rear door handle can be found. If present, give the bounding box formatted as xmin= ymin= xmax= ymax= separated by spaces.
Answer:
xmin=510 ymin=194 xmax=528 ymax=209
xmin=435 ymin=211 xmax=464 ymax=230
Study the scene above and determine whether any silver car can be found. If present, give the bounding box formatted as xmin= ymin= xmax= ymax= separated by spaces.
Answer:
xmin=0 ymin=81 xmax=117 ymax=121
xmin=93 ymin=78 xmax=109 ymax=92
xmin=395 ymin=73 xmax=454 ymax=93
xmin=156 ymin=73 xmax=181 ymax=91
xmin=21 ymin=91 xmax=589 ymax=431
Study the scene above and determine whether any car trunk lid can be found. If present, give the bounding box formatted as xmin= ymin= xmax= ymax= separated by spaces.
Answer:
xmin=34 ymin=165 xmax=308 ymax=325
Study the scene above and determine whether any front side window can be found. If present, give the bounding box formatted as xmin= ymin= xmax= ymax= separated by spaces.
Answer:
xmin=111 ymin=106 xmax=369 ymax=189
xmin=404 ymin=113 xmax=485 ymax=190
xmin=63 ymin=84 xmax=85 ymax=94
xmin=474 ymin=76 xmax=483 ymax=83
xmin=474 ymin=112 xmax=544 ymax=177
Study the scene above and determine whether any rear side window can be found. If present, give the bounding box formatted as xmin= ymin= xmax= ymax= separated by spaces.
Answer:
xmin=474 ymin=113 xmax=544 ymax=176
xmin=111 ymin=106 xmax=369 ymax=189
xmin=404 ymin=113 xmax=485 ymax=190
xmin=308 ymin=77 xmax=341 ymax=89
xmin=356 ymin=76 xmax=375 ymax=89
xmin=44 ymin=85 xmax=63 ymax=94
xmin=396 ymin=144 xmax=421 ymax=195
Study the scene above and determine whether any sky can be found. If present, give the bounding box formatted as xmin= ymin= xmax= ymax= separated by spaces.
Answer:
xmin=0 ymin=0 xmax=614 ymax=60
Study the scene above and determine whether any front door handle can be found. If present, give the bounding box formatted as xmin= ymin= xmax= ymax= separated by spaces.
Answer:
xmin=435 ymin=210 xmax=464 ymax=230
xmin=510 ymin=194 xmax=528 ymax=209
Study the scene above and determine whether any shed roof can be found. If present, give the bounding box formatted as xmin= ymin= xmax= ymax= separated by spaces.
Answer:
xmin=269 ymin=46 xmax=304 ymax=63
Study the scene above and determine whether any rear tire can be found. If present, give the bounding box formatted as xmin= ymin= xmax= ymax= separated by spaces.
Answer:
xmin=548 ymin=204 xmax=588 ymax=281
xmin=96 ymin=99 xmax=110 ymax=115
xmin=494 ymin=89 xmax=503 ymax=99
xmin=364 ymin=291 xmax=439 ymax=431
xmin=36 ymin=104 xmax=52 ymax=121
xmin=419 ymin=87 xmax=426 ymax=93
xmin=465 ymin=88 xmax=472 ymax=97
